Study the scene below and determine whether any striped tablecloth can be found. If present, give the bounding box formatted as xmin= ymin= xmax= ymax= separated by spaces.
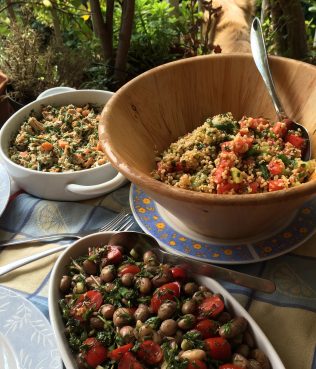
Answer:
xmin=0 ymin=177 xmax=315 ymax=369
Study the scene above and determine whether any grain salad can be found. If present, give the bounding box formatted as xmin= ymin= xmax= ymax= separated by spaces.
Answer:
xmin=152 ymin=113 xmax=316 ymax=194
xmin=9 ymin=104 xmax=107 ymax=172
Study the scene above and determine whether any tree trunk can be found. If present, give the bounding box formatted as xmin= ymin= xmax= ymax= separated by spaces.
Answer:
xmin=90 ymin=0 xmax=114 ymax=61
xmin=114 ymin=0 xmax=135 ymax=84
xmin=5 ymin=0 xmax=16 ymax=22
xmin=270 ymin=0 xmax=287 ymax=55
xmin=277 ymin=0 xmax=308 ymax=60
xmin=50 ymin=1 xmax=63 ymax=47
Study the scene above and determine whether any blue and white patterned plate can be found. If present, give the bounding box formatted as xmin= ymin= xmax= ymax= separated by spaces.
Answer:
xmin=0 ymin=164 xmax=10 ymax=218
xmin=0 ymin=286 xmax=62 ymax=369
xmin=130 ymin=184 xmax=316 ymax=264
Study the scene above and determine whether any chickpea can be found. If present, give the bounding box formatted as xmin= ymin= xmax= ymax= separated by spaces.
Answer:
xmin=178 ymin=314 xmax=196 ymax=331
xmin=181 ymin=300 xmax=197 ymax=315
xmin=250 ymin=349 xmax=271 ymax=369
xmin=152 ymin=331 xmax=163 ymax=345
xmin=82 ymin=259 xmax=97 ymax=275
xmin=73 ymin=281 xmax=85 ymax=294
xmin=217 ymin=311 xmax=232 ymax=324
xmin=219 ymin=317 xmax=248 ymax=339
xmin=89 ymin=316 xmax=104 ymax=330
xmin=100 ymin=304 xmax=115 ymax=319
xmin=247 ymin=360 xmax=262 ymax=369
xmin=121 ymin=273 xmax=134 ymax=287
xmin=160 ymin=319 xmax=178 ymax=336
xmin=181 ymin=339 xmax=194 ymax=351
xmin=143 ymin=250 xmax=158 ymax=265
xmin=104 ymin=282 xmax=115 ymax=293
xmin=134 ymin=304 xmax=151 ymax=322
xmin=100 ymin=265 xmax=116 ymax=283
xmin=143 ymin=265 xmax=159 ymax=274
xmin=236 ymin=344 xmax=250 ymax=358
xmin=184 ymin=282 xmax=199 ymax=296
xmin=179 ymin=349 xmax=206 ymax=361
xmin=232 ymin=353 xmax=248 ymax=368
xmin=59 ymin=275 xmax=72 ymax=293
xmin=138 ymin=277 xmax=152 ymax=294
xmin=85 ymin=276 xmax=101 ymax=288
xmin=119 ymin=326 xmax=135 ymax=344
xmin=138 ymin=324 xmax=154 ymax=340
xmin=100 ymin=257 xmax=109 ymax=268
xmin=152 ymin=270 xmax=172 ymax=287
xmin=158 ymin=301 xmax=177 ymax=320
xmin=113 ymin=308 xmax=134 ymax=327
xmin=192 ymin=290 xmax=213 ymax=303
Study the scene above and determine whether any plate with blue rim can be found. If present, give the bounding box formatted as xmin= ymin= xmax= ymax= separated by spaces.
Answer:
xmin=129 ymin=183 xmax=316 ymax=265
xmin=0 ymin=163 xmax=10 ymax=218
xmin=0 ymin=286 xmax=63 ymax=369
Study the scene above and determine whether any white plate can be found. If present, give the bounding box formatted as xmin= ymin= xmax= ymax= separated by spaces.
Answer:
xmin=0 ymin=163 xmax=10 ymax=218
xmin=0 ymin=286 xmax=63 ymax=369
xmin=49 ymin=231 xmax=285 ymax=369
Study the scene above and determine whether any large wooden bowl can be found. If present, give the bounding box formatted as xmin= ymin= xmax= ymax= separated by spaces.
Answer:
xmin=99 ymin=54 xmax=316 ymax=240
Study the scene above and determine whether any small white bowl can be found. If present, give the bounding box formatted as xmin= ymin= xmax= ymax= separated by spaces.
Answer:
xmin=0 ymin=89 xmax=127 ymax=201
xmin=49 ymin=231 xmax=285 ymax=369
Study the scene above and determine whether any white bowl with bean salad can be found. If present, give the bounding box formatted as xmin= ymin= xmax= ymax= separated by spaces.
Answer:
xmin=0 ymin=89 xmax=127 ymax=201
xmin=49 ymin=231 xmax=285 ymax=369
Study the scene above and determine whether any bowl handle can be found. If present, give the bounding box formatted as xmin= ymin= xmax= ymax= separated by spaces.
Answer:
xmin=66 ymin=172 xmax=128 ymax=196
xmin=37 ymin=87 xmax=76 ymax=100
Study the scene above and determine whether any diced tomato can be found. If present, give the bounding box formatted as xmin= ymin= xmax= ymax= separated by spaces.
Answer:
xmin=217 ymin=182 xmax=240 ymax=194
xmin=71 ymin=290 xmax=103 ymax=321
xmin=107 ymin=246 xmax=123 ymax=265
xmin=186 ymin=360 xmax=207 ymax=369
xmin=268 ymin=179 xmax=286 ymax=192
xmin=119 ymin=352 xmax=143 ymax=369
xmin=196 ymin=319 xmax=219 ymax=339
xmin=233 ymin=136 xmax=253 ymax=154
xmin=272 ymin=121 xmax=288 ymax=137
xmin=267 ymin=159 xmax=285 ymax=176
xmin=137 ymin=340 xmax=163 ymax=365
xmin=286 ymin=134 xmax=305 ymax=149
xmin=204 ymin=337 xmax=231 ymax=361
xmin=81 ymin=337 xmax=107 ymax=368
xmin=19 ymin=151 xmax=28 ymax=158
xmin=41 ymin=141 xmax=54 ymax=151
xmin=219 ymin=365 xmax=244 ymax=369
xmin=118 ymin=264 xmax=141 ymax=276
xmin=198 ymin=295 xmax=225 ymax=319
xmin=151 ymin=281 xmax=181 ymax=313
xmin=171 ymin=266 xmax=187 ymax=280
xmin=176 ymin=162 xmax=184 ymax=171
xmin=249 ymin=182 xmax=259 ymax=193
xmin=109 ymin=344 xmax=133 ymax=361
xmin=214 ymin=166 xmax=227 ymax=184
xmin=221 ymin=141 xmax=234 ymax=152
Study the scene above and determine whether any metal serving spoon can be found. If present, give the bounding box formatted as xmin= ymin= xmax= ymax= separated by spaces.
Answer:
xmin=109 ymin=232 xmax=276 ymax=293
xmin=250 ymin=17 xmax=311 ymax=160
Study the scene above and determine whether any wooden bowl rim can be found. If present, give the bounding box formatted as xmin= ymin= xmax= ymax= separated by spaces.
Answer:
xmin=102 ymin=53 xmax=316 ymax=206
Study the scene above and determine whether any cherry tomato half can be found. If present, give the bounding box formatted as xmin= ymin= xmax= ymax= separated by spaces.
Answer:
xmin=171 ymin=266 xmax=187 ymax=280
xmin=137 ymin=340 xmax=163 ymax=365
xmin=268 ymin=179 xmax=286 ymax=192
xmin=71 ymin=290 xmax=103 ymax=321
xmin=204 ymin=337 xmax=231 ymax=361
xmin=219 ymin=365 xmax=244 ymax=369
xmin=81 ymin=337 xmax=107 ymax=368
xmin=109 ymin=343 xmax=133 ymax=361
xmin=150 ymin=281 xmax=181 ymax=313
xmin=198 ymin=295 xmax=225 ymax=319
xmin=118 ymin=352 xmax=143 ymax=369
xmin=107 ymin=246 xmax=123 ymax=264
xmin=118 ymin=264 xmax=141 ymax=276
xmin=196 ymin=319 xmax=219 ymax=339
xmin=186 ymin=360 xmax=207 ymax=369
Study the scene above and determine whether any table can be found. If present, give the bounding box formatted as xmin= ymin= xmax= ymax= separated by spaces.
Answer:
xmin=0 ymin=176 xmax=315 ymax=369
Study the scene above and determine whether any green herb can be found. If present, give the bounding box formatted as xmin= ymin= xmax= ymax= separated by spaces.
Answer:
xmin=277 ymin=154 xmax=293 ymax=167
xmin=213 ymin=122 xmax=236 ymax=134
xmin=145 ymin=317 xmax=161 ymax=330
xmin=259 ymin=164 xmax=270 ymax=180
xmin=182 ymin=331 xmax=205 ymax=349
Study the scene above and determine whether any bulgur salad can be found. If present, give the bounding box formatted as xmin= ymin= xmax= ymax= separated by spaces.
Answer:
xmin=9 ymin=104 xmax=107 ymax=172
xmin=152 ymin=113 xmax=315 ymax=194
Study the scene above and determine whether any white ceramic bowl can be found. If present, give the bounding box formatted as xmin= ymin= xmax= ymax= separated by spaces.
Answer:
xmin=0 ymin=89 xmax=127 ymax=201
xmin=49 ymin=231 xmax=285 ymax=369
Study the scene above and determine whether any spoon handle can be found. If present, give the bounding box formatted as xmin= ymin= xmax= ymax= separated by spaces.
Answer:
xmin=250 ymin=17 xmax=286 ymax=120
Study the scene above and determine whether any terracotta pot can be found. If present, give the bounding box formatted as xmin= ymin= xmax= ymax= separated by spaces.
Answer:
xmin=99 ymin=54 xmax=316 ymax=241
